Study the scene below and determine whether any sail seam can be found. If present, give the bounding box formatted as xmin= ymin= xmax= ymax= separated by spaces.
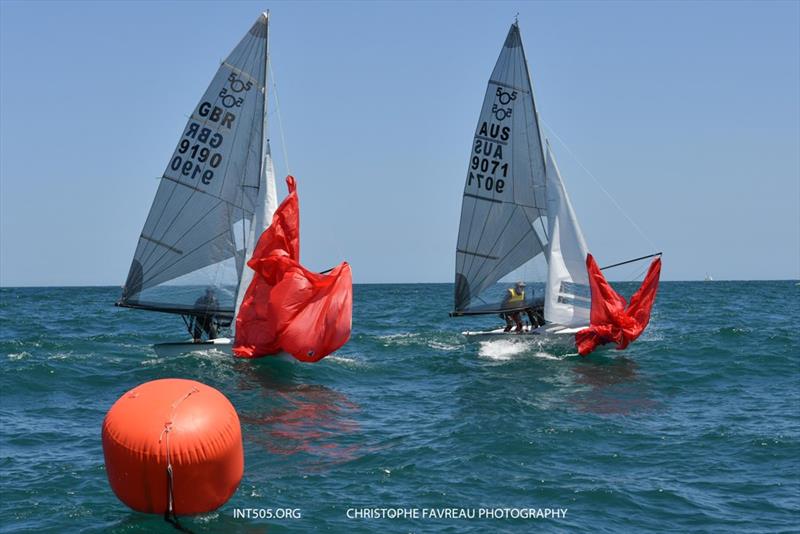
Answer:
xmin=140 ymin=222 xmax=233 ymax=283
xmin=463 ymin=193 xmax=502 ymax=204
xmin=140 ymin=235 xmax=183 ymax=254
xmin=160 ymin=175 xmax=257 ymax=213
xmin=468 ymin=226 xmax=536 ymax=300
xmin=489 ymin=79 xmax=529 ymax=94
xmin=466 ymin=204 xmax=522 ymax=285
xmin=457 ymin=249 xmax=500 ymax=260
xmin=474 ymin=135 xmax=508 ymax=146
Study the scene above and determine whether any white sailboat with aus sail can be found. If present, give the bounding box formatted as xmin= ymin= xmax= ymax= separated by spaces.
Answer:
xmin=117 ymin=13 xmax=352 ymax=361
xmin=451 ymin=22 xmax=661 ymax=353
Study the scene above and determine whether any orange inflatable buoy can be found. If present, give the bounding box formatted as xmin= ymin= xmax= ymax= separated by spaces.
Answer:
xmin=102 ymin=378 xmax=243 ymax=515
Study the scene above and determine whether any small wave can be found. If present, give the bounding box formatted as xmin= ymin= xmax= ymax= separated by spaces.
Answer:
xmin=193 ymin=512 xmax=219 ymax=523
xmin=376 ymin=332 xmax=419 ymax=347
xmin=48 ymin=351 xmax=76 ymax=361
xmin=326 ymin=354 xmax=369 ymax=369
xmin=327 ymin=355 xmax=357 ymax=364
xmin=7 ymin=352 xmax=30 ymax=361
xmin=717 ymin=326 xmax=751 ymax=337
xmin=377 ymin=332 xmax=417 ymax=341
xmin=533 ymin=351 xmax=561 ymax=360
xmin=428 ymin=340 xmax=460 ymax=352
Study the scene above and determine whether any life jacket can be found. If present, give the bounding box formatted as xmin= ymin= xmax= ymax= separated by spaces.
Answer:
xmin=507 ymin=287 xmax=525 ymax=304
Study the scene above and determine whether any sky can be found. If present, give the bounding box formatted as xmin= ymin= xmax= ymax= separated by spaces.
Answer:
xmin=1 ymin=0 xmax=798 ymax=286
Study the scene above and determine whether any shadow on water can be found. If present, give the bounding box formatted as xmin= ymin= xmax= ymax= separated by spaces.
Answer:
xmin=233 ymin=359 xmax=362 ymax=469
xmin=568 ymin=356 xmax=660 ymax=415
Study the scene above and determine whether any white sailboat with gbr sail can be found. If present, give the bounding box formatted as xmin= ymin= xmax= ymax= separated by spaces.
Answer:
xmin=451 ymin=22 xmax=662 ymax=354
xmin=117 ymin=13 xmax=352 ymax=361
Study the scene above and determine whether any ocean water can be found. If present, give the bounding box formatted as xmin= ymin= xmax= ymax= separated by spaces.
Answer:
xmin=1 ymin=282 xmax=798 ymax=533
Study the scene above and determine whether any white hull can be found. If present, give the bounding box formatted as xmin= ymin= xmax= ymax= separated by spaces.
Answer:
xmin=152 ymin=338 xmax=293 ymax=360
xmin=463 ymin=323 xmax=585 ymax=341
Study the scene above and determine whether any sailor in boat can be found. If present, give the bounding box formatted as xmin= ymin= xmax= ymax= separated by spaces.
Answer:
xmin=500 ymin=281 xmax=546 ymax=333
xmin=192 ymin=288 xmax=219 ymax=342
xmin=502 ymin=281 xmax=527 ymax=332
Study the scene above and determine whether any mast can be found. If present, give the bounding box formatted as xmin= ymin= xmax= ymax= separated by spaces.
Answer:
xmin=234 ymin=11 xmax=270 ymax=302
xmin=515 ymin=20 xmax=549 ymax=245
xmin=232 ymin=12 xmax=275 ymax=328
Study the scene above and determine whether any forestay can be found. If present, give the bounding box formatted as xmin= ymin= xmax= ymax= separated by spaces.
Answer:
xmin=453 ymin=23 xmax=549 ymax=314
xmin=118 ymin=14 xmax=270 ymax=322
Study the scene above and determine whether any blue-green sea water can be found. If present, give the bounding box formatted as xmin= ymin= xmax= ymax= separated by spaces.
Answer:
xmin=1 ymin=282 xmax=798 ymax=533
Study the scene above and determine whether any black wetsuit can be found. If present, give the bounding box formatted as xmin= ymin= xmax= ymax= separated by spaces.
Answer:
xmin=193 ymin=294 xmax=218 ymax=341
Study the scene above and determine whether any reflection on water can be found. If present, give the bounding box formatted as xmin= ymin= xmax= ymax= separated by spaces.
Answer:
xmin=573 ymin=356 xmax=639 ymax=387
xmin=569 ymin=356 xmax=659 ymax=415
xmin=235 ymin=360 xmax=362 ymax=469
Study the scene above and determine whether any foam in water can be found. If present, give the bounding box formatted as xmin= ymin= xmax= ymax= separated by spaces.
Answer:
xmin=478 ymin=339 xmax=530 ymax=360
xmin=478 ymin=338 xmax=565 ymax=361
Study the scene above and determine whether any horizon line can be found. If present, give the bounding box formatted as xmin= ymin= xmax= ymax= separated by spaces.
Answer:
xmin=2 ymin=278 xmax=799 ymax=289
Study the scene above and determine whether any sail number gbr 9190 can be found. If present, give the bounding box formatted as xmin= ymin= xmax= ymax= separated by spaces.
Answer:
xmin=169 ymin=121 xmax=225 ymax=185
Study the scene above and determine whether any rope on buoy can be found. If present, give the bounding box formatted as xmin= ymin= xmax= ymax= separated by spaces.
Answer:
xmin=158 ymin=388 xmax=199 ymax=532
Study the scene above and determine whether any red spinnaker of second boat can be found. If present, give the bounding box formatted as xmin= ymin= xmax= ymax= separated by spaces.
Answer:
xmin=575 ymin=254 xmax=661 ymax=356
xmin=233 ymin=176 xmax=352 ymax=362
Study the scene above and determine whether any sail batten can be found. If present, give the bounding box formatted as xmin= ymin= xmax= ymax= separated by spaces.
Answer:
xmin=119 ymin=15 xmax=270 ymax=316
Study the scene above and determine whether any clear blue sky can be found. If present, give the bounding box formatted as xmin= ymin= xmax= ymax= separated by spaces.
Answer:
xmin=1 ymin=1 xmax=798 ymax=285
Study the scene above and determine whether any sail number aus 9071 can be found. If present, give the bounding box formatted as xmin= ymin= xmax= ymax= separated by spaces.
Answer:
xmin=471 ymin=156 xmax=508 ymax=176
xmin=468 ymin=172 xmax=505 ymax=193
xmin=469 ymin=156 xmax=507 ymax=193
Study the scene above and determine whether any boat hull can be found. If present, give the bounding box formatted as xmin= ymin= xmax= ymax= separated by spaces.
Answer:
xmin=462 ymin=324 xmax=585 ymax=342
xmin=152 ymin=338 xmax=293 ymax=360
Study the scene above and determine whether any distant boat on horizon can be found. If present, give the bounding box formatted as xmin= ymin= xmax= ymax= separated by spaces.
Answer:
xmin=704 ymin=273 xmax=714 ymax=281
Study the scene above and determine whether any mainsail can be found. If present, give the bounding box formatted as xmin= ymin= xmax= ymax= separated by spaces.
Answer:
xmin=118 ymin=14 xmax=270 ymax=322
xmin=452 ymin=22 xmax=592 ymax=327
xmin=453 ymin=23 xmax=549 ymax=314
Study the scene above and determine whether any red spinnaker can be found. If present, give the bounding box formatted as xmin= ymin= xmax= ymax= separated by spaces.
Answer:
xmin=233 ymin=176 xmax=353 ymax=362
xmin=575 ymin=254 xmax=662 ymax=356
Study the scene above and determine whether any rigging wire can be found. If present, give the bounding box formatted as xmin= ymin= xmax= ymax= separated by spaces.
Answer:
xmin=268 ymin=57 xmax=346 ymax=272
xmin=268 ymin=57 xmax=291 ymax=177
xmin=541 ymin=119 xmax=658 ymax=252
